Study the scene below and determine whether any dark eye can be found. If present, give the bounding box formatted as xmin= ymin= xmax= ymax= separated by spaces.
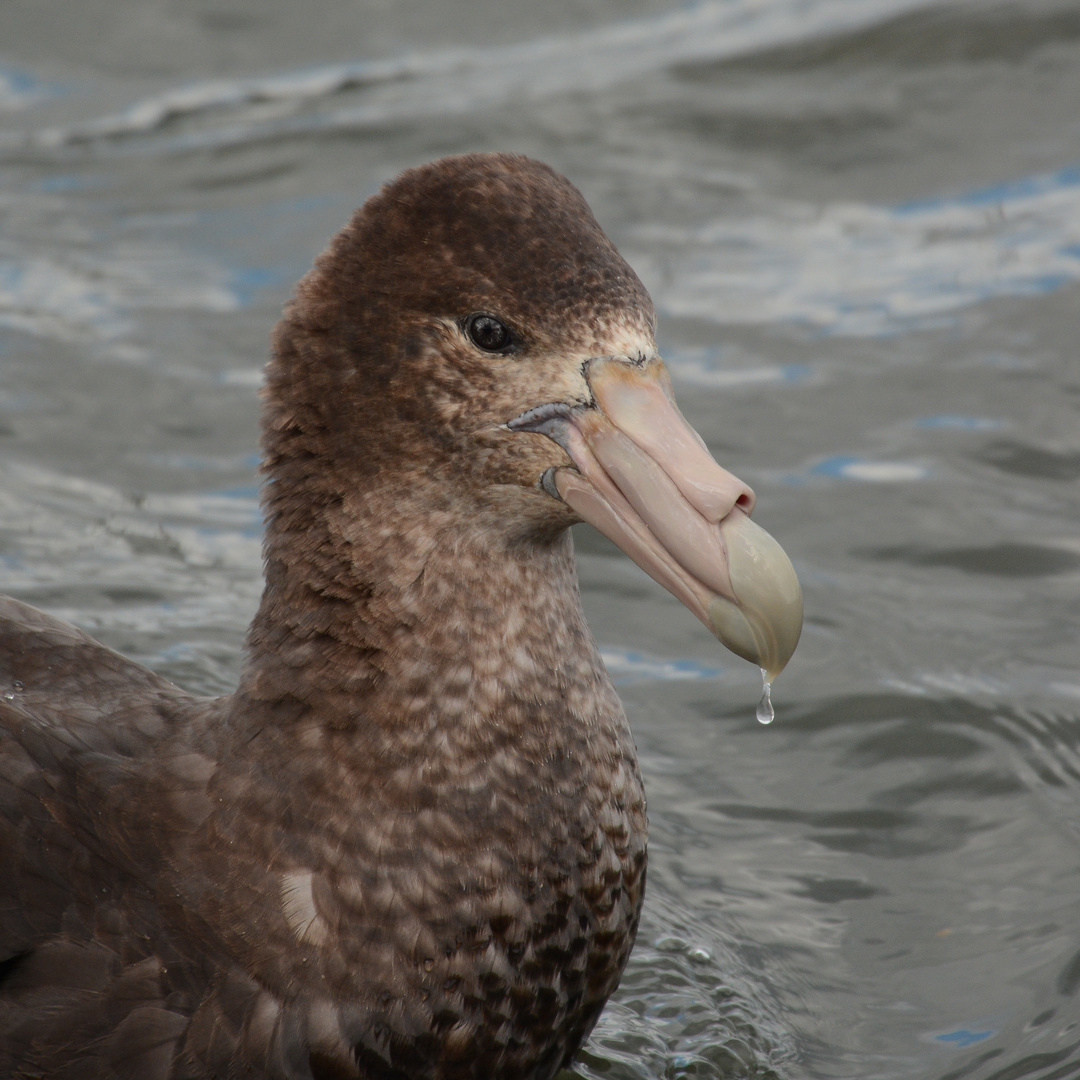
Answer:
xmin=464 ymin=313 xmax=513 ymax=353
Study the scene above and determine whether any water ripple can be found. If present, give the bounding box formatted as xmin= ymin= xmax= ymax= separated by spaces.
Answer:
xmin=651 ymin=163 xmax=1080 ymax=336
xmin=573 ymin=890 xmax=795 ymax=1079
xmin=0 ymin=237 xmax=239 ymax=344
xmin=3 ymin=0 xmax=941 ymax=155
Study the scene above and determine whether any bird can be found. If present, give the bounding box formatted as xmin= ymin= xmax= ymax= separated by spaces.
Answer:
xmin=0 ymin=152 xmax=802 ymax=1080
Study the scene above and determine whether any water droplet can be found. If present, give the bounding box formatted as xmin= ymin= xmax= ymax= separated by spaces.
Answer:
xmin=12 ymin=680 xmax=23 ymax=691
xmin=2 ymin=692 xmax=13 ymax=701
xmin=687 ymin=947 xmax=711 ymax=963
xmin=756 ymin=668 xmax=774 ymax=725
xmin=652 ymin=935 xmax=687 ymax=953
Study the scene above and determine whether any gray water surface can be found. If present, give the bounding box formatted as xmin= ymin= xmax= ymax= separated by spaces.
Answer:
xmin=2 ymin=1 xmax=1080 ymax=1077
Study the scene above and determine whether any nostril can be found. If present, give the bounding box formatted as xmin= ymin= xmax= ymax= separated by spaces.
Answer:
xmin=736 ymin=490 xmax=756 ymax=515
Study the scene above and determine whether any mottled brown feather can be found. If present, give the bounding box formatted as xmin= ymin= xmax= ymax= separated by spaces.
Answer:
xmin=0 ymin=153 xmax=652 ymax=1079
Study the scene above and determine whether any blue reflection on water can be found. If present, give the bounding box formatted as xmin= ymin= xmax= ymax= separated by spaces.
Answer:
xmin=895 ymin=162 xmax=1080 ymax=216
xmin=229 ymin=265 xmax=293 ymax=307
xmin=808 ymin=456 xmax=929 ymax=482
xmin=914 ymin=415 xmax=1003 ymax=431
xmin=0 ymin=65 xmax=58 ymax=108
xmin=601 ymin=648 xmax=726 ymax=685
xmin=933 ymin=1028 xmax=996 ymax=1048
xmin=36 ymin=174 xmax=104 ymax=193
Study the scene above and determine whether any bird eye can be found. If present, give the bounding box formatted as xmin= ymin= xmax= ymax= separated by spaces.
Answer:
xmin=464 ymin=313 xmax=513 ymax=353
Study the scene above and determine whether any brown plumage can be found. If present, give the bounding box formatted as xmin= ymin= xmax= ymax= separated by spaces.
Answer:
xmin=0 ymin=152 xmax=801 ymax=1079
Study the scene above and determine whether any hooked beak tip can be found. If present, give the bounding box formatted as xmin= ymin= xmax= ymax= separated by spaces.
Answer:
xmin=708 ymin=510 xmax=803 ymax=680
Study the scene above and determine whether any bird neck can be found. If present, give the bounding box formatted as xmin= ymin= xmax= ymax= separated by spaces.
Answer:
xmin=234 ymin=484 xmax=613 ymax=746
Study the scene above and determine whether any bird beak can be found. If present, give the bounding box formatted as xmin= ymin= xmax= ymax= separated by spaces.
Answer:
xmin=511 ymin=356 xmax=802 ymax=680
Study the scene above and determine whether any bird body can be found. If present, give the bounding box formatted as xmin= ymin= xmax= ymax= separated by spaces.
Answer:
xmin=0 ymin=535 xmax=643 ymax=1079
xmin=0 ymin=153 xmax=799 ymax=1078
